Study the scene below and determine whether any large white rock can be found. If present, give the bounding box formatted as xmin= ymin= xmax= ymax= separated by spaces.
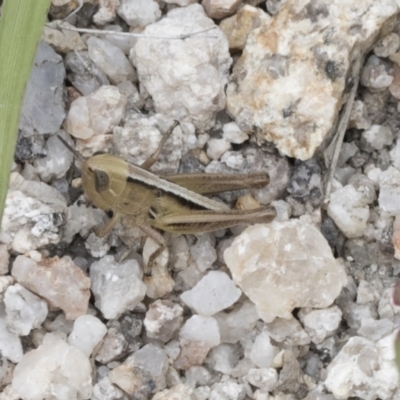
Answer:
xmin=12 ymin=333 xmax=92 ymax=400
xmin=11 ymin=255 xmax=90 ymax=320
xmin=327 ymin=185 xmax=370 ymax=238
xmin=224 ymin=221 xmax=347 ymax=322
xmin=325 ymin=334 xmax=399 ymax=399
xmin=181 ymin=271 xmax=241 ymax=316
xmin=90 ymin=255 xmax=146 ymax=319
xmin=132 ymin=4 xmax=232 ymax=131
xmin=226 ymin=0 xmax=399 ymax=159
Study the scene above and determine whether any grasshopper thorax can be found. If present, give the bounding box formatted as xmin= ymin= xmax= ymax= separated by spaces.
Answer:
xmin=82 ymin=154 xmax=129 ymax=212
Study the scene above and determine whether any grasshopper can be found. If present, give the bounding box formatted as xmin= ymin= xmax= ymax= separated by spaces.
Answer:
xmin=59 ymin=121 xmax=276 ymax=274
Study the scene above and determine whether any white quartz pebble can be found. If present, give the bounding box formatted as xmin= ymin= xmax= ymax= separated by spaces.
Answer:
xmin=0 ymin=306 xmax=23 ymax=363
xmin=152 ymin=384 xmax=197 ymax=400
xmin=362 ymin=124 xmax=394 ymax=150
xmin=181 ymin=271 xmax=241 ymax=316
xmin=328 ymin=185 xmax=370 ymax=238
xmin=33 ymin=131 xmax=74 ymax=182
xmin=66 ymin=85 xmax=126 ymax=140
xmin=180 ymin=315 xmax=220 ymax=348
xmin=68 ymin=315 xmax=107 ymax=357
xmin=4 ymin=284 xmax=48 ymax=336
xmin=222 ymin=122 xmax=249 ymax=144
xmin=117 ymin=0 xmax=161 ymax=28
xmin=250 ymin=331 xmax=278 ymax=369
xmin=206 ymin=138 xmax=231 ymax=161
xmin=298 ymin=306 xmax=342 ymax=344
xmin=90 ymin=255 xmax=146 ymax=319
xmin=378 ymin=166 xmax=400 ymax=215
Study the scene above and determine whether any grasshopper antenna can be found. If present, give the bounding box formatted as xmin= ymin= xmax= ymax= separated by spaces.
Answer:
xmin=56 ymin=134 xmax=86 ymax=163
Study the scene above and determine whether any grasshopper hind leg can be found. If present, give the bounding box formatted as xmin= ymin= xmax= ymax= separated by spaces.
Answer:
xmin=138 ymin=224 xmax=168 ymax=276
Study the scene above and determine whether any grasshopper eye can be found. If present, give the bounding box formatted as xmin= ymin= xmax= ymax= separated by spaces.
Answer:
xmin=94 ymin=170 xmax=110 ymax=193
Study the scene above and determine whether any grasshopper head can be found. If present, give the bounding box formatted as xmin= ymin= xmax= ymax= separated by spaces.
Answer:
xmin=82 ymin=154 xmax=129 ymax=212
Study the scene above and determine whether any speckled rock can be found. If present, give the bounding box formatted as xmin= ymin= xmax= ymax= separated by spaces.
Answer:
xmin=144 ymin=300 xmax=183 ymax=342
xmin=0 ymin=173 xmax=67 ymax=253
xmin=42 ymin=21 xmax=86 ymax=54
xmin=219 ymin=5 xmax=271 ymax=50
xmin=226 ymin=0 xmax=399 ymax=159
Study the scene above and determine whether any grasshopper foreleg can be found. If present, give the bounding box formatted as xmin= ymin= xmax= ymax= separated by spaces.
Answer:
xmin=92 ymin=213 xmax=121 ymax=238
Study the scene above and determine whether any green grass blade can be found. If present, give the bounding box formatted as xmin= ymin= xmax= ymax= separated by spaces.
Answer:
xmin=0 ymin=0 xmax=51 ymax=223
